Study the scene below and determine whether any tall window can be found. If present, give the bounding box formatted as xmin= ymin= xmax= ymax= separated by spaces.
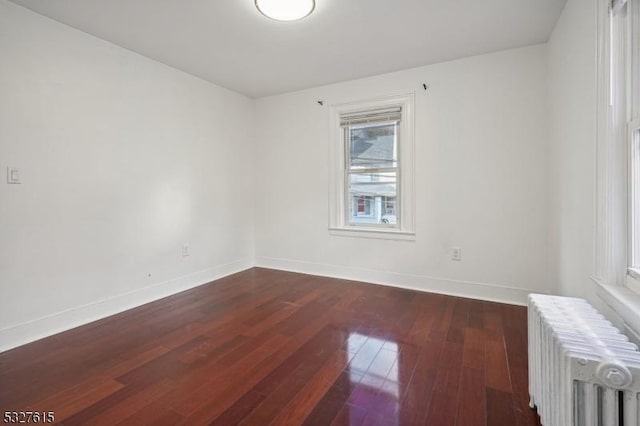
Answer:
xmin=342 ymin=108 xmax=400 ymax=227
xmin=594 ymin=0 xmax=640 ymax=335
xmin=328 ymin=94 xmax=415 ymax=239
xmin=604 ymin=0 xmax=640 ymax=290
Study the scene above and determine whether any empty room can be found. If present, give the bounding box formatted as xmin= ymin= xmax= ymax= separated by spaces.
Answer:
xmin=1 ymin=0 xmax=639 ymax=424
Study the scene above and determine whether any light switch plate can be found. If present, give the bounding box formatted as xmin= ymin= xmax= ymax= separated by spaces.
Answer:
xmin=7 ymin=167 xmax=21 ymax=184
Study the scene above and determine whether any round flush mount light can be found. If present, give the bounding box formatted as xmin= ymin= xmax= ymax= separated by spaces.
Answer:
xmin=255 ymin=0 xmax=315 ymax=22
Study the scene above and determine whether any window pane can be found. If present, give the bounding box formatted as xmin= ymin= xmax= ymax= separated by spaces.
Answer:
xmin=348 ymin=172 xmax=397 ymax=225
xmin=349 ymin=122 xmax=397 ymax=169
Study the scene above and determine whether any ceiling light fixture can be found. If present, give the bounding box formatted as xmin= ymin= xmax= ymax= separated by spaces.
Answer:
xmin=255 ymin=0 xmax=315 ymax=22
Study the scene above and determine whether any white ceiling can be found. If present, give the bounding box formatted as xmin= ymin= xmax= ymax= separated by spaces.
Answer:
xmin=9 ymin=0 xmax=567 ymax=98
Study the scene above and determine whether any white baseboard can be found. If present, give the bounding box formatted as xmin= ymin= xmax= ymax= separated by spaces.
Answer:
xmin=1 ymin=257 xmax=545 ymax=353
xmin=256 ymin=256 xmax=545 ymax=306
xmin=0 ymin=258 xmax=254 ymax=353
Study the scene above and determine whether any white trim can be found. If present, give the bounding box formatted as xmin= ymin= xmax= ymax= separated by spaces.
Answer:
xmin=597 ymin=280 xmax=640 ymax=337
xmin=328 ymin=227 xmax=416 ymax=241
xmin=628 ymin=266 xmax=640 ymax=280
xmin=626 ymin=267 xmax=640 ymax=293
xmin=328 ymin=92 xmax=415 ymax=238
xmin=595 ymin=0 xmax=626 ymax=284
xmin=596 ymin=0 xmax=612 ymax=283
xmin=0 ymin=258 xmax=254 ymax=353
xmin=255 ymin=256 xmax=544 ymax=306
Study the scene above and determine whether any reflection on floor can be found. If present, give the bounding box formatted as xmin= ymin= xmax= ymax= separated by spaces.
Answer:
xmin=0 ymin=268 xmax=540 ymax=425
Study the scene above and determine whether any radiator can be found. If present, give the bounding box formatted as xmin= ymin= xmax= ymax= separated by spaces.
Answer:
xmin=528 ymin=294 xmax=640 ymax=426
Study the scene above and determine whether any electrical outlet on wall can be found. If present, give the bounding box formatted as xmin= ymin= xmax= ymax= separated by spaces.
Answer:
xmin=6 ymin=167 xmax=21 ymax=184
xmin=451 ymin=247 xmax=462 ymax=261
xmin=182 ymin=244 xmax=189 ymax=257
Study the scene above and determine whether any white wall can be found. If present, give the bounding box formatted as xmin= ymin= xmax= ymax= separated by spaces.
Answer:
xmin=547 ymin=0 xmax=598 ymax=301
xmin=254 ymin=45 xmax=552 ymax=305
xmin=0 ymin=0 xmax=255 ymax=351
xmin=1 ymin=0 xmax=602 ymax=352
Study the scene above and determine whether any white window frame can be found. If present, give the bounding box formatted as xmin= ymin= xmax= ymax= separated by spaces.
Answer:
xmin=328 ymin=93 xmax=415 ymax=240
xmin=627 ymin=118 xmax=640 ymax=291
xmin=625 ymin=0 xmax=640 ymax=290
xmin=596 ymin=0 xmax=640 ymax=333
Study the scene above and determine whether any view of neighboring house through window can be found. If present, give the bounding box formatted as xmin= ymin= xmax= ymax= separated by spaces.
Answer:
xmin=329 ymin=93 xmax=414 ymax=237
xmin=342 ymin=108 xmax=401 ymax=227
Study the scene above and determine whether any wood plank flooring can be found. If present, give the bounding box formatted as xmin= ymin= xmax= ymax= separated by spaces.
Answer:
xmin=0 ymin=268 xmax=541 ymax=425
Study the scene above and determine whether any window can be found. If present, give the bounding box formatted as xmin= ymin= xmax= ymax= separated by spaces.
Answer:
xmin=328 ymin=93 xmax=415 ymax=239
xmin=611 ymin=0 xmax=640 ymax=291
xmin=344 ymin=110 xmax=399 ymax=227
xmin=596 ymin=0 xmax=640 ymax=291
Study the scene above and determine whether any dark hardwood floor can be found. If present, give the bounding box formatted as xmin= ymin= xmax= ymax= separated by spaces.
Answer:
xmin=0 ymin=268 xmax=541 ymax=425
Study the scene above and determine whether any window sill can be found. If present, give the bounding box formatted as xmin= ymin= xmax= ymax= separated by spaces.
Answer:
xmin=629 ymin=267 xmax=640 ymax=280
xmin=329 ymin=227 xmax=416 ymax=241
xmin=596 ymin=278 xmax=640 ymax=338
